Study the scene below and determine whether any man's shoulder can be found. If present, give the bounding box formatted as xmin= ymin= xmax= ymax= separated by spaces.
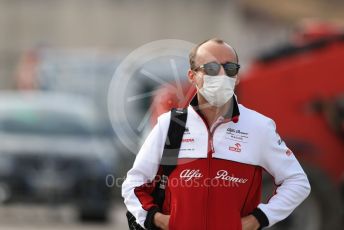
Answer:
xmin=157 ymin=110 xmax=172 ymax=126
xmin=238 ymin=104 xmax=274 ymax=127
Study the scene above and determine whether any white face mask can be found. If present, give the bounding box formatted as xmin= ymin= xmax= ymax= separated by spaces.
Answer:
xmin=196 ymin=75 xmax=236 ymax=107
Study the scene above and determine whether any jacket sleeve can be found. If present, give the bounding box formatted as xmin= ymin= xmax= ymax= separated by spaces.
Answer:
xmin=256 ymin=119 xmax=311 ymax=228
xmin=121 ymin=112 xmax=170 ymax=228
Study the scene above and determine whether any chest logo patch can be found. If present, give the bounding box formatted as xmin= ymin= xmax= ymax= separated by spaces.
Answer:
xmin=226 ymin=128 xmax=249 ymax=143
xmin=229 ymin=143 xmax=241 ymax=152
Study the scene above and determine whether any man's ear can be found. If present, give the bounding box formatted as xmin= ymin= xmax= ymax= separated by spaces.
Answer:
xmin=235 ymin=76 xmax=240 ymax=86
xmin=187 ymin=69 xmax=195 ymax=84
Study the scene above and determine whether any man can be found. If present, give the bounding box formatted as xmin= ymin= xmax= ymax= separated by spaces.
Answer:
xmin=122 ymin=38 xmax=311 ymax=230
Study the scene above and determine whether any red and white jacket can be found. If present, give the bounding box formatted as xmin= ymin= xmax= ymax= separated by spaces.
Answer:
xmin=122 ymin=95 xmax=311 ymax=229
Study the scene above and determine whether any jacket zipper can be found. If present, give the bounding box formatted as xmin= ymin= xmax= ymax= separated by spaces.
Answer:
xmin=194 ymin=110 xmax=224 ymax=230
xmin=206 ymin=122 xmax=223 ymax=230
xmin=197 ymin=116 xmax=211 ymax=230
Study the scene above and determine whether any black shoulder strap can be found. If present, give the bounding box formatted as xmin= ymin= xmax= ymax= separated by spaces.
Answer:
xmin=143 ymin=108 xmax=188 ymax=229
xmin=153 ymin=108 xmax=188 ymax=206
xmin=160 ymin=108 xmax=188 ymax=176
xmin=128 ymin=108 xmax=188 ymax=230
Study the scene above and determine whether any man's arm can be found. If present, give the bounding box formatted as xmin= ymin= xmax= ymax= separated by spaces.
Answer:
xmin=122 ymin=112 xmax=170 ymax=228
xmin=256 ymin=119 xmax=311 ymax=228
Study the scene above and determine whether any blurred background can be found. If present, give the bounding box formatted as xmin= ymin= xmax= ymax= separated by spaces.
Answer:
xmin=0 ymin=0 xmax=343 ymax=229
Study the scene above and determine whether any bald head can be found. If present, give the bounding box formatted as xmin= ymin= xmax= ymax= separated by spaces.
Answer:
xmin=187 ymin=38 xmax=240 ymax=91
xmin=189 ymin=38 xmax=238 ymax=70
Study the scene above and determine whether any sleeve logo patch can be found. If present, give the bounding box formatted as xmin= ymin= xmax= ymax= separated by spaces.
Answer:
xmin=286 ymin=149 xmax=293 ymax=156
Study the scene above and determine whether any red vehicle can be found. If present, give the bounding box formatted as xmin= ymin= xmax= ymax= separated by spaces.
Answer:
xmin=238 ymin=23 xmax=344 ymax=230
xmin=150 ymin=23 xmax=344 ymax=230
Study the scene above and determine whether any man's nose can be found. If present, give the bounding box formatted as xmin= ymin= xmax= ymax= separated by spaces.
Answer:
xmin=219 ymin=65 xmax=226 ymax=75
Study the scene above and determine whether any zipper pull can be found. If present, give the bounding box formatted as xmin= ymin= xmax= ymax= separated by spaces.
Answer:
xmin=209 ymin=139 xmax=214 ymax=154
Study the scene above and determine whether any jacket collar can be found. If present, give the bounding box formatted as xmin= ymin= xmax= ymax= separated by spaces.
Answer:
xmin=189 ymin=94 xmax=240 ymax=123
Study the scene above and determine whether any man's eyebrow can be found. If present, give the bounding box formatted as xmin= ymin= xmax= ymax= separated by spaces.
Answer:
xmin=223 ymin=60 xmax=238 ymax=64
xmin=195 ymin=58 xmax=216 ymax=66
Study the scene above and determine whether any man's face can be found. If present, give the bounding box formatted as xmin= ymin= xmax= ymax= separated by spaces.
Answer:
xmin=188 ymin=41 xmax=239 ymax=89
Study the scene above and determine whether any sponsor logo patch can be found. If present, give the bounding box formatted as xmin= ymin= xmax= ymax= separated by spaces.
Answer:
xmin=286 ymin=148 xmax=293 ymax=156
xmin=215 ymin=170 xmax=249 ymax=184
xmin=184 ymin=127 xmax=190 ymax=134
xmin=180 ymin=169 xmax=203 ymax=181
xmin=275 ymin=131 xmax=284 ymax=145
xmin=229 ymin=143 xmax=241 ymax=152
xmin=182 ymin=138 xmax=194 ymax=143
xmin=226 ymin=128 xmax=249 ymax=143
xmin=179 ymin=169 xmax=249 ymax=185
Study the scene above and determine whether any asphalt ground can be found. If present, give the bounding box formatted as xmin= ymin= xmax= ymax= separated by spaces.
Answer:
xmin=0 ymin=201 xmax=128 ymax=230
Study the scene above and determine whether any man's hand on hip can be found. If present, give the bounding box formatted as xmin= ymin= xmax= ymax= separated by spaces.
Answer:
xmin=153 ymin=212 xmax=170 ymax=230
xmin=241 ymin=214 xmax=260 ymax=230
